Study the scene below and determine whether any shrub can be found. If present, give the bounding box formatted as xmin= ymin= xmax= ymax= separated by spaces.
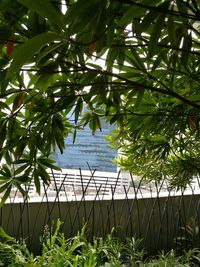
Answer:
xmin=0 ymin=220 xmax=200 ymax=266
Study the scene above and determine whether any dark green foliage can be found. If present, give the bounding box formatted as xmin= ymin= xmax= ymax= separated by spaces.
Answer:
xmin=0 ymin=1 xmax=200 ymax=200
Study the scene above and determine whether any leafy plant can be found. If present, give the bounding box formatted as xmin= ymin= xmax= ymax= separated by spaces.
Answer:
xmin=176 ymin=218 xmax=200 ymax=250
xmin=1 ymin=221 xmax=200 ymax=266
xmin=175 ymin=218 xmax=200 ymax=266
xmin=143 ymin=250 xmax=188 ymax=267
xmin=0 ymin=227 xmax=30 ymax=266
xmin=0 ymin=0 xmax=200 ymax=200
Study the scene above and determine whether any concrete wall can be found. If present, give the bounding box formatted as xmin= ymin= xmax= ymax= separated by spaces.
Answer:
xmin=1 ymin=193 xmax=200 ymax=254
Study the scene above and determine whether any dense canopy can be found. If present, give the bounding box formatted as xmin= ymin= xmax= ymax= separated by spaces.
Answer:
xmin=0 ymin=0 xmax=200 ymax=201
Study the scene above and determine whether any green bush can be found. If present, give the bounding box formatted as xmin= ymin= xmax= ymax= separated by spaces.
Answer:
xmin=0 ymin=220 xmax=200 ymax=266
xmin=35 ymin=220 xmax=145 ymax=266
xmin=0 ymin=227 xmax=29 ymax=266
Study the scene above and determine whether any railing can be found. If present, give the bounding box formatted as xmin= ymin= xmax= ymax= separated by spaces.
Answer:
xmin=8 ymin=168 xmax=131 ymax=201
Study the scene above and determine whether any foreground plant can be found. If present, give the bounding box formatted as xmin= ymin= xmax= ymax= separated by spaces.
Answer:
xmin=0 ymin=220 xmax=145 ymax=266
xmin=0 ymin=220 xmax=200 ymax=266
xmin=36 ymin=220 xmax=145 ymax=267
xmin=0 ymin=227 xmax=29 ymax=266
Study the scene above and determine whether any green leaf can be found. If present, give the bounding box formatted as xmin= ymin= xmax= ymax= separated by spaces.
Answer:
xmin=106 ymin=48 xmax=118 ymax=72
xmin=36 ymin=42 xmax=63 ymax=64
xmin=37 ymin=165 xmax=50 ymax=184
xmin=38 ymin=158 xmax=61 ymax=171
xmin=0 ymin=176 xmax=10 ymax=183
xmin=65 ymin=0 xmax=98 ymax=33
xmin=4 ymin=151 xmax=12 ymax=165
xmin=33 ymin=170 xmax=40 ymax=194
xmin=130 ymin=48 xmax=146 ymax=72
xmin=6 ymin=32 xmax=62 ymax=78
xmin=139 ymin=1 xmax=169 ymax=35
xmin=0 ymin=123 xmax=6 ymax=149
xmin=106 ymin=21 xmax=115 ymax=48
xmin=0 ymin=71 xmax=9 ymax=93
xmin=89 ymin=113 xmax=101 ymax=135
xmin=86 ymin=63 xmax=102 ymax=71
xmin=139 ymin=10 xmax=159 ymax=33
xmin=181 ymin=33 xmax=192 ymax=66
xmin=13 ymin=159 xmax=29 ymax=164
xmin=17 ymin=0 xmax=64 ymax=29
xmin=0 ymin=185 xmax=12 ymax=206
xmin=54 ymin=129 xmax=65 ymax=154
xmin=16 ymin=175 xmax=30 ymax=183
xmin=118 ymin=5 xmax=145 ymax=26
xmin=135 ymin=89 xmax=145 ymax=109
xmin=74 ymin=98 xmax=83 ymax=124
xmin=54 ymin=95 xmax=77 ymax=112
xmin=176 ymin=0 xmax=188 ymax=24
xmin=167 ymin=15 xmax=176 ymax=47
xmin=148 ymin=14 xmax=166 ymax=58
xmin=16 ymin=183 xmax=28 ymax=197
xmin=117 ymin=46 xmax=125 ymax=70
xmin=73 ymin=129 xmax=77 ymax=144
xmin=14 ymin=163 xmax=30 ymax=175
xmin=0 ymin=165 xmax=12 ymax=178
xmin=14 ymin=140 xmax=27 ymax=159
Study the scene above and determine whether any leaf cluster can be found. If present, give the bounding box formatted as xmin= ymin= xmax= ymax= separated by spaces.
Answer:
xmin=0 ymin=0 xmax=200 ymax=197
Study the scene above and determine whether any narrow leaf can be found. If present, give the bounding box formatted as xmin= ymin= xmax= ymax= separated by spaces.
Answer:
xmin=38 ymin=158 xmax=61 ymax=171
xmin=148 ymin=14 xmax=166 ymax=58
xmin=0 ymin=182 xmax=11 ymax=192
xmin=0 ymin=124 xmax=6 ymax=149
xmin=167 ymin=15 xmax=176 ymax=47
xmin=36 ymin=42 xmax=63 ymax=64
xmin=17 ymin=0 xmax=64 ymax=29
xmin=16 ymin=183 xmax=28 ymax=197
xmin=6 ymin=32 xmax=62 ymax=78
xmin=176 ymin=0 xmax=188 ymax=24
xmin=14 ymin=163 xmax=29 ymax=175
xmin=74 ymin=98 xmax=83 ymax=124
xmin=38 ymin=165 xmax=51 ymax=184
xmin=139 ymin=10 xmax=159 ymax=34
xmin=181 ymin=33 xmax=192 ymax=66
xmin=135 ymin=89 xmax=145 ymax=109
xmin=34 ymin=170 xmax=40 ymax=194
xmin=73 ymin=129 xmax=77 ymax=144
xmin=0 ymin=185 xmax=12 ymax=206
xmin=118 ymin=5 xmax=145 ymax=26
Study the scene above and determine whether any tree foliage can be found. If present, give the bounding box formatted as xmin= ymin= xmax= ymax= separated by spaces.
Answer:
xmin=0 ymin=0 xmax=200 ymax=201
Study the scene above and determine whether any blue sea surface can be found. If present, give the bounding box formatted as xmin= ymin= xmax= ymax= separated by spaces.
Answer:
xmin=54 ymin=123 xmax=117 ymax=172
